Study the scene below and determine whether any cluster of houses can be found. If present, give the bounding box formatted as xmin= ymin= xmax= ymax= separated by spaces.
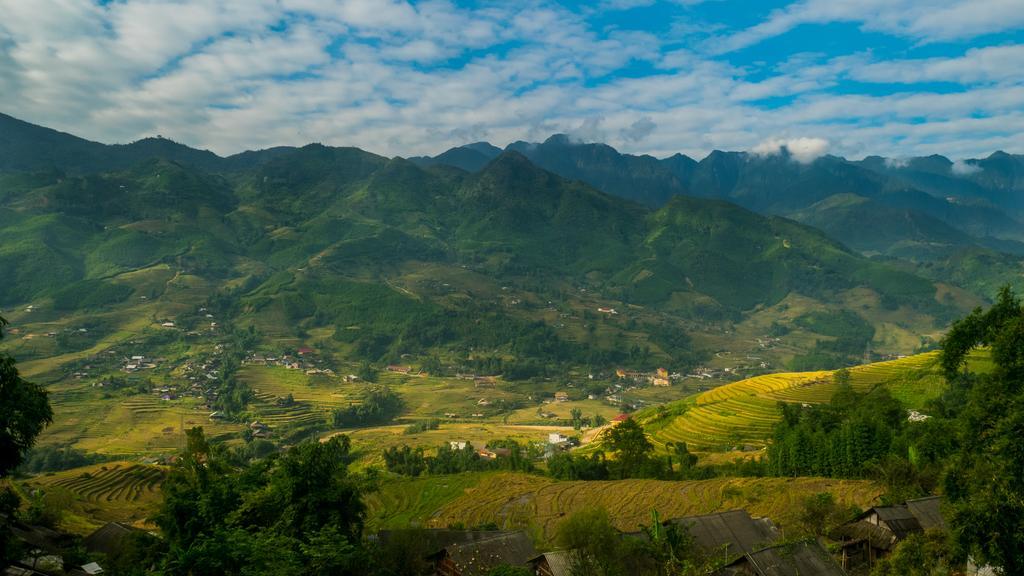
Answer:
xmin=376 ymin=495 xmax=990 ymax=576
xmin=244 ymin=350 xmax=334 ymax=376
xmin=446 ymin=442 xmax=514 ymax=460
xmin=121 ymin=354 xmax=158 ymax=373
xmin=615 ymin=367 xmax=673 ymax=387
xmin=685 ymin=366 xmax=732 ymax=380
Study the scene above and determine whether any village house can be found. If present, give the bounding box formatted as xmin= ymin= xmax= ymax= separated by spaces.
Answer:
xmin=477 ymin=447 xmax=510 ymax=459
xmin=449 ymin=440 xmax=468 ymax=450
xmin=428 ymin=531 xmax=536 ymax=576
xmin=832 ymin=496 xmax=946 ymax=572
xmin=715 ymin=539 xmax=845 ymax=576
xmin=664 ymin=509 xmax=781 ymax=565
xmin=387 ymin=365 xmax=413 ymax=374
xmin=83 ymin=522 xmax=148 ymax=559
xmin=473 ymin=376 xmax=497 ymax=388
xmin=554 ymin=391 xmax=569 ymax=402
xmin=548 ymin=433 xmax=569 ymax=444
xmin=528 ymin=550 xmax=574 ymax=576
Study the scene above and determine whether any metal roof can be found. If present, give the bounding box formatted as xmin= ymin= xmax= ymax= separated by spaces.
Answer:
xmin=436 ymin=531 xmax=537 ymax=576
xmin=721 ymin=540 xmax=846 ymax=576
xmin=529 ymin=550 xmax=575 ymax=576
xmin=667 ymin=509 xmax=781 ymax=561
xmin=906 ymin=496 xmax=946 ymax=531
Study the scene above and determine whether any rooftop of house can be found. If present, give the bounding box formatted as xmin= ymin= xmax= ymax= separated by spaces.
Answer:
xmin=529 ymin=550 xmax=574 ymax=576
xmin=718 ymin=539 xmax=845 ymax=576
xmin=428 ymin=531 xmax=537 ymax=576
xmin=83 ymin=521 xmax=146 ymax=556
xmin=665 ymin=509 xmax=781 ymax=561
xmin=857 ymin=495 xmax=946 ymax=540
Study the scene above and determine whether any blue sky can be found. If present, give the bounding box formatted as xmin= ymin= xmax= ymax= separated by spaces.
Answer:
xmin=1 ymin=0 xmax=1021 ymax=160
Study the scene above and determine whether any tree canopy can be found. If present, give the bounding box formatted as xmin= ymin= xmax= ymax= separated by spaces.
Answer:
xmin=0 ymin=315 xmax=53 ymax=478
xmin=939 ymin=287 xmax=1024 ymax=572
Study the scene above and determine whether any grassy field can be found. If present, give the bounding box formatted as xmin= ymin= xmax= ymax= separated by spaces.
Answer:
xmin=366 ymin=472 xmax=882 ymax=542
xmin=644 ymin=352 xmax=944 ymax=451
xmin=19 ymin=461 xmax=166 ymax=534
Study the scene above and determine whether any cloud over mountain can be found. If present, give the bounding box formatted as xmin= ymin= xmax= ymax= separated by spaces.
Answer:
xmin=752 ymin=137 xmax=830 ymax=163
xmin=0 ymin=0 xmax=1019 ymax=159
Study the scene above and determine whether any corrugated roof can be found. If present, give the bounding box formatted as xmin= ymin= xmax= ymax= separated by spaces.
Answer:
xmin=667 ymin=509 xmax=781 ymax=560
xmin=906 ymin=496 xmax=945 ymax=531
xmin=83 ymin=521 xmax=141 ymax=555
xmin=529 ymin=550 xmax=575 ymax=576
xmin=871 ymin=505 xmax=915 ymax=523
xmin=439 ymin=531 xmax=537 ymax=576
xmin=859 ymin=504 xmax=922 ymax=540
xmin=832 ymin=520 xmax=898 ymax=550
xmin=721 ymin=540 xmax=845 ymax=576
xmin=376 ymin=528 xmax=521 ymax=555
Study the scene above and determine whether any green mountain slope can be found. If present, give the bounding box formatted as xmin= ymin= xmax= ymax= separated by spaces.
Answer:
xmin=0 ymin=113 xmax=1004 ymax=380
xmin=790 ymin=194 xmax=976 ymax=259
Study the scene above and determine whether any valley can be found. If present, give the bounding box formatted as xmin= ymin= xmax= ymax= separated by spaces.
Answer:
xmin=0 ymin=112 xmax=1020 ymax=575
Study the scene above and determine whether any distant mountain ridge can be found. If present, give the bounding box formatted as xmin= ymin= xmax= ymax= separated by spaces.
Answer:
xmin=0 ymin=111 xmax=1020 ymax=324
xmin=412 ymin=134 xmax=1024 ymax=260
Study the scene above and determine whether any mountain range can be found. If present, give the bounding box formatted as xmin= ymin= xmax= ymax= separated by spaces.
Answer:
xmin=414 ymin=134 xmax=1024 ymax=260
xmin=1 ymin=111 xmax=1021 ymax=374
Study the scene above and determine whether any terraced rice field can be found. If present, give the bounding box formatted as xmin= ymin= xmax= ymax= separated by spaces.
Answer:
xmin=373 ymin=472 xmax=882 ymax=541
xmin=21 ymin=461 xmax=167 ymax=532
xmin=649 ymin=352 xmax=943 ymax=451
xmin=46 ymin=463 xmax=165 ymax=504
xmin=250 ymin=391 xmax=330 ymax=429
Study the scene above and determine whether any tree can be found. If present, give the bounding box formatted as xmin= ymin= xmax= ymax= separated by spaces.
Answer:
xmin=667 ymin=442 xmax=698 ymax=477
xmin=939 ymin=286 xmax=1024 ymax=573
xmin=870 ymin=530 xmax=954 ymax=576
xmin=357 ymin=361 xmax=379 ymax=383
xmin=570 ymin=407 xmax=583 ymax=430
xmin=154 ymin=429 xmax=368 ymax=576
xmin=600 ymin=418 xmax=655 ymax=479
xmin=1 ymin=315 xmax=53 ymax=569
xmin=556 ymin=508 xmax=625 ymax=576
xmin=0 ymin=315 xmax=53 ymax=477
xmin=795 ymin=492 xmax=858 ymax=537
xmin=833 ymin=367 xmax=851 ymax=386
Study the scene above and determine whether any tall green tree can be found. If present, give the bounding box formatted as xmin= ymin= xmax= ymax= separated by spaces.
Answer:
xmin=1 ymin=315 xmax=53 ymax=568
xmin=940 ymin=287 xmax=1024 ymax=573
xmin=601 ymin=418 xmax=657 ymax=479
xmin=0 ymin=316 xmax=53 ymax=476
xmin=557 ymin=507 xmax=626 ymax=576
xmin=154 ymin=429 xmax=368 ymax=576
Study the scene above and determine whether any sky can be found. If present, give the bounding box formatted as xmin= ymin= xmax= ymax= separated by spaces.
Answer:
xmin=1 ymin=0 xmax=1022 ymax=161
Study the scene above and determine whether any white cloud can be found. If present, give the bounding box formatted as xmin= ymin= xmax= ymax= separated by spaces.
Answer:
xmin=706 ymin=0 xmax=1024 ymax=55
xmin=951 ymin=159 xmax=981 ymax=175
xmin=0 ymin=0 xmax=1018 ymax=162
xmin=752 ymin=137 xmax=830 ymax=163
xmin=850 ymin=44 xmax=1024 ymax=85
